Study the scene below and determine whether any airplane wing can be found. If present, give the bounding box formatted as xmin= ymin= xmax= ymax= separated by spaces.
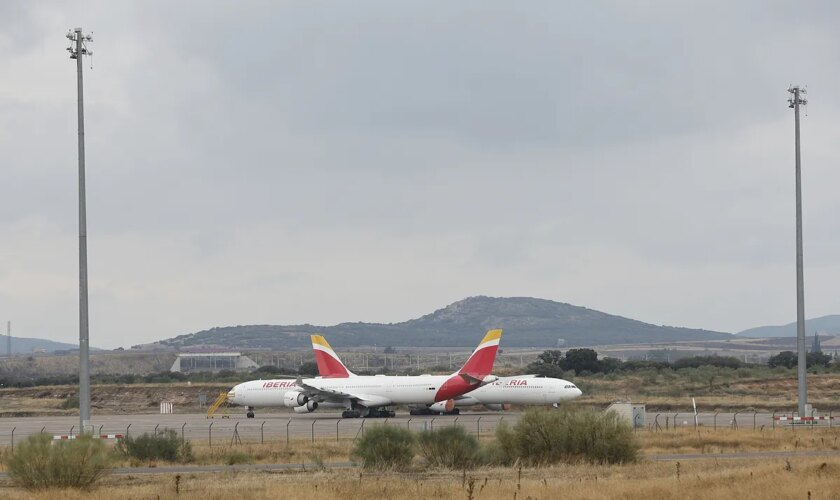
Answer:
xmin=297 ymin=378 xmax=392 ymax=407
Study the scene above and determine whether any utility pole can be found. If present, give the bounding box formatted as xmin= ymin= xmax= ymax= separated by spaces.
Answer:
xmin=788 ymin=85 xmax=808 ymax=417
xmin=6 ymin=321 xmax=10 ymax=360
xmin=67 ymin=27 xmax=93 ymax=433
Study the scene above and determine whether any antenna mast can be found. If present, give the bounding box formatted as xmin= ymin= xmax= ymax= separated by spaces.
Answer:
xmin=788 ymin=85 xmax=808 ymax=417
xmin=67 ymin=27 xmax=93 ymax=433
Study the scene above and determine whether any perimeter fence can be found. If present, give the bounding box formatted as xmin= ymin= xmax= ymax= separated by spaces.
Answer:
xmin=1 ymin=409 xmax=837 ymax=452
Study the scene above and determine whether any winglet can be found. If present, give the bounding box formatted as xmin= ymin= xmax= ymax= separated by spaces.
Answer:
xmin=311 ymin=334 xmax=355 ymax=378
xmin=457 ymin=329 xmax=502 ymax=379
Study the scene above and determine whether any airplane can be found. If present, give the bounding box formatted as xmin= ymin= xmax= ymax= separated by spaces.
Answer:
xmin=310 ymin=335 xmax=582 ymax=415
xmin=227 ymin=329 xmax=503 ymax=418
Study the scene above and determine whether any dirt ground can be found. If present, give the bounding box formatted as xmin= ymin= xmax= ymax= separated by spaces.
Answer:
xmin=0 ymin=384 xmax=230 ymax=417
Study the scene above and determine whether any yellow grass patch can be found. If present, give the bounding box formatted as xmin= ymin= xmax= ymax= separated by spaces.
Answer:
xmin=2 ymin=458 xmax=840 ymax=499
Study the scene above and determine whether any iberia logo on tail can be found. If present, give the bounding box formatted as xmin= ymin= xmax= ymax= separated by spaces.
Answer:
xmin=433 ymin=329 xmax=502 ymax=401
xmin=311 ymin=335 xmax=355 ymax=378
xmin=458 ymin=329 xmax=502 ymax=382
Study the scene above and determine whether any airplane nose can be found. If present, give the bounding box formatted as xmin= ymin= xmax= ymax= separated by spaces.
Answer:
xmin=574 ymin=388 xmax=583 ymax=398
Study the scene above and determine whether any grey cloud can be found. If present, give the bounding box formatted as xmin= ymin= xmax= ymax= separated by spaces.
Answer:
xmin=2 ymin=1 xmax=840 ymax=346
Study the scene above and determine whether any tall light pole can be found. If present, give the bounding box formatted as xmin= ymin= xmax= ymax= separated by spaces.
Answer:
xmin=788 ymin=85 xmax=808 ymax=417
xmin=67 ymin=27 xmax=93 ymax=432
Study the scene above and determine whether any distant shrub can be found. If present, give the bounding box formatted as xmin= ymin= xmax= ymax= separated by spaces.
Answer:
xmin=617 ymin=360 xmax=671 ymax=372
xmin=116 ymin=429 xmax=192 ymax=463
xmin=298 ymin=361 xmax=319 ymax=376
xmin=352 ymin=425 xmax=415 ymax=470
xmin=224 ymin=451 xmax=253 ymax=465
xmin=418 ymin=426 xmax=480 ymax=469
xmin=5 ymin=434 xmax=112 ymax=490
xmin=254 ymin=365 xmax=284 ymax=375
xmin=673 ymin=356 xmax=742 ymax=370
xmin=494 ymin=408 xmax=638 ymax=465
xmin=60 ymin=395 xmax=80 ymax=409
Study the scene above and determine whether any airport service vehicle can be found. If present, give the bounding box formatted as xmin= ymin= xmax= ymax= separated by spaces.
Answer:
xmin=311 ymin=336 xmax=582 ymax=415
xmin=227 ymin=329 xmax=502 ymax=418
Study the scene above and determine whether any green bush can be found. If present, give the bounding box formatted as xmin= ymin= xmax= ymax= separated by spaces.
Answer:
xmin=494 ymin=407 xmax=639 ymax=465
xmin=5 ymin=433 xmax=112 ymax=490
xmin=116 ymin=429 xmax=192 ymax=463
xmin=352 ymin=425 xmax=415 ymax=470
xmin=417 ymin=425 xmax=480 ymax=469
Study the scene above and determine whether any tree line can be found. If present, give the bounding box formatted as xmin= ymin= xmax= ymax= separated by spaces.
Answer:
xmin=527 ymin=348 xmax=835 ymax=378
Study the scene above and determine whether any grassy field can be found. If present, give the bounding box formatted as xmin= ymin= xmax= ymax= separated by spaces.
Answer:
xmin=2 ymin=427 xmax=838 ymax=472
xmin=4 ymin=426 xmax=840 ymax=498
xmin=3 ymin=362 xmax=840 ymax=416
xmin=4 ymin=372 xmax=840 ymax=417
xmin=2 ymin=457 xmax=840 ymax=499
xmin=575 ymin=371 xmax=840 ymax=411
xmin=188 ymin=428 xmax=840 ymax=463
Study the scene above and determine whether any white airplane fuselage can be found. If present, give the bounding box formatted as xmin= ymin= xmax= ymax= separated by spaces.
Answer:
xmin=228 ymin=373 xmax=497 ymax=410
xmin=452 ymin=375 xmax=582 ymax=408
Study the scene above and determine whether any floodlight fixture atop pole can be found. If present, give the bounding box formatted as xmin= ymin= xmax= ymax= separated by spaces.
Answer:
xmin=67 ymin=27 xmax=93 ymax=433
xmin=788 ymin=85 xmax=808 ymax=417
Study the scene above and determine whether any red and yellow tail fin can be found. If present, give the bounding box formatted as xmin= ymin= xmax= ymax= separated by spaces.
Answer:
xmin=434 ymin=329 xmax=503 ymax=402
xmin=457 ymin=329 xmax=502 ymax=379
xmin=311 ymin=334 xmax=355 ymax=378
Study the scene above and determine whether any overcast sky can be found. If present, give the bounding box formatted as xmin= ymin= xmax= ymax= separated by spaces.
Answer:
xmin=2 ymin=1 xmax=839 ymax=348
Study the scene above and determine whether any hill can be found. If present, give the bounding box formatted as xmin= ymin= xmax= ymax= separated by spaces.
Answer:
xmin=737 ymin=315 xmax=840 ymax=338
xmin=155 ymin=296 xmax=731 ymax=349
xmin=2 ymin=336 xmax=81 ymax=355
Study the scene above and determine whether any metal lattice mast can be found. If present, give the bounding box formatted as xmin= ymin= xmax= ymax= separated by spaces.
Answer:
xmin=67 ymin=27 xmax=93 ymax=433
xmin=788 ymin=85 xmax=808 ymax=416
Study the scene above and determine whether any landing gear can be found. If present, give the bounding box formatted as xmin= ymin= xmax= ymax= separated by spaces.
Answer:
xmin=342 ymin=408 xmax=395 ymax=418
xmin=246 ymin=407 xmax=255 ymax=419
xmin=366 ymin=409 xmax=395 ymax=418
xmin=409 ymin=407 xmax=460 ymax=416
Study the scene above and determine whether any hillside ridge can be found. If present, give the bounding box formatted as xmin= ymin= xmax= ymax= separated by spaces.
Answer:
xmin=154 ymin=296 xmax=731 ymax=349
xmin=737 ymin=314 xmax=840 ymax=338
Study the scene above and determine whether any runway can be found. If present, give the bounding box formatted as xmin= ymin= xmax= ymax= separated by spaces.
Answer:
xmin=0 ymin=410 xmax=832 ymax=448
xmin=0 ymin=411 xmax=513 ymax=447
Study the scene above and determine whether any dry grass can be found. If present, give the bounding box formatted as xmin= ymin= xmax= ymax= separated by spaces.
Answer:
xmin=4 ymin=428 xmax=839 ymax=471
xmin=188 ymin=440 xmax=352 ymax=466
xmin=2 ymin=458 xmax=840 ymax=499
xmin=579 ymin=373 xmax=840 ymax=411
xmin=640 ymin=428 xmax=840 ymax=455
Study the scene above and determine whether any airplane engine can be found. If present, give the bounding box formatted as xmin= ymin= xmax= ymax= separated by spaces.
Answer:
xmin=293 ymin=401 xmax=319 ymax=414
xmin=483 ymin=403 xmax=511 ymax=411
xmin=428 ymin=399 xmax=456 ymax=413
xmin=283 ymin=391 xmax=309 ymax=408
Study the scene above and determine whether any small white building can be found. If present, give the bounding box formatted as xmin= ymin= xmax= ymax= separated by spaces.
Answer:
xmin=606 ymin=402 xmax=646 ymax=428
